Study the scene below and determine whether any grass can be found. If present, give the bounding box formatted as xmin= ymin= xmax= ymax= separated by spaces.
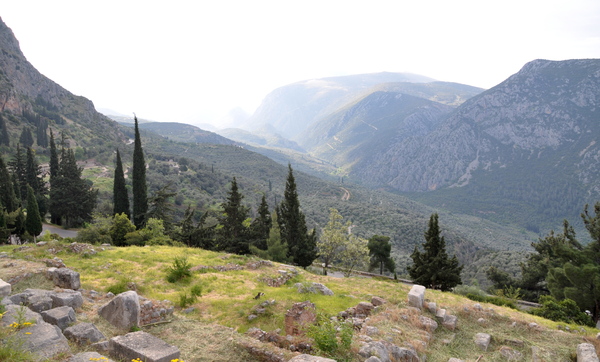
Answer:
xmin=1 ymin=240 xmax=599 ymax=361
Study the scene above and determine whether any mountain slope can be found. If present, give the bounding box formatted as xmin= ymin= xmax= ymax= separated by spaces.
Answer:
xmin=139 ymin=122 xmax=236 ymax=145
xmin=0 ymin=17 xmax=123 ymax=151
xmin=245 ymin=72 xmax=435 ymax=139
xmin=353 ymin=59 xmax=600 ymax=232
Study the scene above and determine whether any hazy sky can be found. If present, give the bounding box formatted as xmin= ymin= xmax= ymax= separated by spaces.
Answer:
xmin=1 ymin=0 xmax=599 ymax=127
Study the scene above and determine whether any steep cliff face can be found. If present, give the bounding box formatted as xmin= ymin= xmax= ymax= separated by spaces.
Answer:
xmin=0 ymin=17 xmax=122 ymax=146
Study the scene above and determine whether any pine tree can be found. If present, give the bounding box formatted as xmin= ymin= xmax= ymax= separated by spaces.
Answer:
xmin=249 ymin=194 xmax=271 ymax=250
xmin=408 ymin=213 xmax=463 ymax=291
xmin=113 ymin=149 xmax=130 ymax=219
xmin=132 ymin=114 xmax=148 ymax=228
xmin=368 ymin=235 xmax=396 ymax=275
xmin=0 ymin=157 xmax=17 ymax=213
xmin=25 ymin=185 xmax=42 ymax=241
xmin=25 ymin=147 xmax=48 ymax=217
xmin=49 ymin=148 xmax=97 ymax=227
xmin=0 ymin=113 xmax=10 ymax=146
xmin=277 ymin=164 xmax=317 ymax=268
xmin=49 ymin=130 xmax=59 ymax=179
xmin=249 ymin=212 xmax=290 ymax=263
xmin=146 ymin=184 xmax=177 ymax=232
xmin=217 ymin=177 xmax=249 ymax=254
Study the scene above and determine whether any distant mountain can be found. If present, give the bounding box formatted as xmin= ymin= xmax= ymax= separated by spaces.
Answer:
xmin=350 ymin=59 xmax=600 ymax=232
xmin=246 ymin=72 xmax=435 ymax=139
xmin=216 ymin=125 xmax=304 ymax=152
xmin=0 ymin=18 xmax=123 ymax=150
xmin=138 ymin=122 xmax=236 ymax=146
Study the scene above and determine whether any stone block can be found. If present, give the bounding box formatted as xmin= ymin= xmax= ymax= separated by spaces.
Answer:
xmin=0 ymin=278 xmax=11 ymax=298
xmin=41 ymin=306 xmax=76 ymax=330
xmin=577 ymin=343 xmax=600 ymax=362
xmin=98 ymin=290 xmax=140 ymax=330
xmin=407 ymin=285 xmax=426 ymax=309
xmin=427 ymin=301 xmax=437 ymax=314
xmin=51 ymin=290 xmax=84 ymax=309
xmin=15 ymin=322 xmax=71 ymax=360
xmin=355 ymin=302 xmax=375 ymax=317
xmin=67 ymin=352 xmax=114 ymax=362
xmin=442 ymin=314 xmax=458 ymax=331
xmin=371 ymin=296 xmax=386 ymax=306
xmin=49 ymin=267 xmax=81 ymax=290
xmin=475 ymin=333 xmax=491 ymax=351
xmin=419 ymin=315 xmax=438 ymax=332
xmin=28 ymin=295 xmax=54 ymax=313
xmin=288 ymin=354 xmax=337 ymax=361
xmin=109 ymin=331 xmax=180 ymax=362
xmin=64 ymin=322 xmax=106 ymax=345
xmin=435 ymin=308 xmax=447 ymax=321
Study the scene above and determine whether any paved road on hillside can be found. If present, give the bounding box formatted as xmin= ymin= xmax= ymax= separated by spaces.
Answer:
xmin=42 ymin=224 xmax=78 ymax=239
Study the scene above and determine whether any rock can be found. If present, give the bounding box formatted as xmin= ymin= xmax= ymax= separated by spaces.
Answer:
xmin=355 ymin=302 xmax=375 ymax=317
xmin=597 ymin=332 xmax=600 ymax=340
xmin=473 ymin=303 xmax=483 ymax=311
xmin=41 ymin=306 xmax=76 ymax=330
xmin=427 ymin=301 xmax=437 ymax=314
xmin=365 ymin=357 xmax=383 ymax=362
xmin=48 ymin=267 xmax=81 ymax=290
xmin=419 ymin=315 xmax=438 ymax=332
xmin=50 ymin=289 xmax=84 ymax=310
xmin=0 ymin=304 xmax=45 ymax=326
xmin=500 ymin=346 xmax=523 ymax=360
xmin=474 ymin=333 xmax=491 ymax=351
xmin=528 ymin=322 xmax=539 ymax=329
xmin=285 ymin=301 xmax=316 ymax=336
xmin=358 ymin=340 xmax=419 ymax=362
xmin=312 ymin=283 xmax=334 ymax=296
xmin=248 ymin=314 xmax=258 ymax=321
xmin=288 ymin=354 xmax=337 ymax=362
xmin=15 ymin=322 xmax=71 ymax=360
xmin=64 ymin=322 xmax=106 ymax=345
xmin=67 ymin=352 xmax=115 ymax=362
xmin=477 ymin=318 xmax=487 ymax=324
xmin=372 ymin=296 xmax=387 ymax=306
xmin=577 ymin=343 xmax=600 ymax=362
xmin=442 ymin=315 xmax=458 ymax=331
xmin=407 ymin=285 xmax=426 ymax=309
xmin=28 ymin=295 xmax=54 ymax=312
xmin=0 ymin=278 xmax=11 ymax=297
xmin=109 ymin=331 xmax=180 ymax=362
xmin=435 ymin=308 xmax=447 ymax=321
xmin=504 ymin=338 xmax=524 ymax=347
xmin=44 ymin=257 xmax=66 ymax=268
xmin=448 ymin=359 xmax=465 ymax=362
xmin=98 ymin=290 xmax=140 ymax=330
xmin=364 ymin=326 xmax=379 ymax=336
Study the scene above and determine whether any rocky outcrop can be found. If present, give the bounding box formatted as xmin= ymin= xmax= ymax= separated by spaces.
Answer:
xmin=98 ymin=290 xmax=140 ymax=330
xmin=285 ymin=301 xmax=316 ymax=336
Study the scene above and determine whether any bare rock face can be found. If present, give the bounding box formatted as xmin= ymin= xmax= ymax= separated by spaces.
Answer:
xmin=98 ymin=291 xmax=140 ymax=330
xmin=285 ymin=301 xmax=316 ymax=336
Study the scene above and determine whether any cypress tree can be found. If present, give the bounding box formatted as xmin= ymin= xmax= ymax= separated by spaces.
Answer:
xmin=36 ymin=119 xmax=48 ymax=148
xmin=276 ymin=164 xmax=317 ymax=268
xmin=249 ymin=194 xmax=271 ymax=250
xmin=25 ymin=147 xmax=48 ymax=217
xmin=408 ymin=213 xmax=463 ymax=291
xmin=49 ymin=130 xmax=59 ymax=179
xmin=113 ymin=149 xmax=130 ymax=219
xmin=0 ymin=157 xmax=17 ymax=213
xmin=25 ymin=185 xmax=42 ymax=241
xmin=19 ymin=126 xmax=34 ymax=147
xmin=9 ymin=144 xmax=27 ymax=202
xmin=0 ymin=113 xmax=9 ymax=146
xmin=132 ymin=114 xmax=148 ymax=228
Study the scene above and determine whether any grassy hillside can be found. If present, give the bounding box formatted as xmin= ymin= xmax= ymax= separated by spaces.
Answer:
xmin=1 ymin=241 xmax=598 ymax=361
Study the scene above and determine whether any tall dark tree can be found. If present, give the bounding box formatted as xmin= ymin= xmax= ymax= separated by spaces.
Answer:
xmin=113 ymin=149 xmax=130 ymax=219
xmin=36 ymin=119 xmax=48 ymax=148
xmin=217 ymin=177 xmax=249 ymax=254
xmin=9 ymin=144 xmax=27 ymax=202
xmin=0 ymin=157 xmax=17 ymax=213
xmin=132 ymin=114 xmax=148 ymax=228
xmin=25 ymin=185 xmax=42 ymax=241
xmin=49 ymin=148 xmax=97 ymax=227
xmin=146 ymin=183 xmax=177 ymax=232
xmin=19 ymin=126 xmax=34 ymax=147
xmin=249 ymin=194 xmax=271 ymax=250
xmin=0 ymin=113 xmax=10 ymax=146
xmin=368 ymin=235 xmax=396 ymax=275
xmin=49 ymin=130 xmax=59 ymax=179
xmin=277 ymin=164 xmax=317 ymax=268
xmin=408 ymin=213 xmax=463 ymax=291
xmin=25 ymin=147 xmax=48 ymax=217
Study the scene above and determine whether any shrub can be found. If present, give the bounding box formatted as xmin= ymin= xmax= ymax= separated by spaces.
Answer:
xmin=166 ymin=257 xmax=192 ymax=283
xmin=531 ymin=296 xmax=594 ymax=326
xmin=465 ymin=293 xmax=518 ymax=309
xmin=307 ymin=313 xmax=353 ymax=360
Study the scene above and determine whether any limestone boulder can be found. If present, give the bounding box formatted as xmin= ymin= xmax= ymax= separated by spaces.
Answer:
xmin=41 ymin=306 xmax=76 ymax=330
xmin=0 ymin=278 xmax=11 ymax=298
xmin=475 ymin=333 xmax=491 ymax=351
xmin=98 ymin=290 xmax=140 ymax=330
xmin=577 ymin=343 xmax=599 ymax=362
xmin=48 ymin=267 xmax=81 ymax=290
xmin=67 ymin=352 xmax=114 ymax=362
xmin=407 ymin=285 xmax=425 ymax=309
xmin=64 ymin=322 xmax=106 ymax=345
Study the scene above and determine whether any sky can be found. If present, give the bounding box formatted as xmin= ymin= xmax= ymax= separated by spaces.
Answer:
xmin=1 ymin=0 xmax=599 ymax=127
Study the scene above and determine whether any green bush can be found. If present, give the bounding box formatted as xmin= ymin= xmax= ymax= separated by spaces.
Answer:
xmin=307 ymin=313 xmax=353 ymax=360
xmin=465 ymin=293 xmax=518 ymax=310
xmin=106 ymin=278 xmax=131 ymax=295
xmin=530 ymin=296 xmax=594 ymax=326
xmin=166 ymin=257 xmax=192 ymax=283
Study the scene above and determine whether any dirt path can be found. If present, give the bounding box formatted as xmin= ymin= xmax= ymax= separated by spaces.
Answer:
xmin=340 ymin=187 xmax=351 ymax=201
